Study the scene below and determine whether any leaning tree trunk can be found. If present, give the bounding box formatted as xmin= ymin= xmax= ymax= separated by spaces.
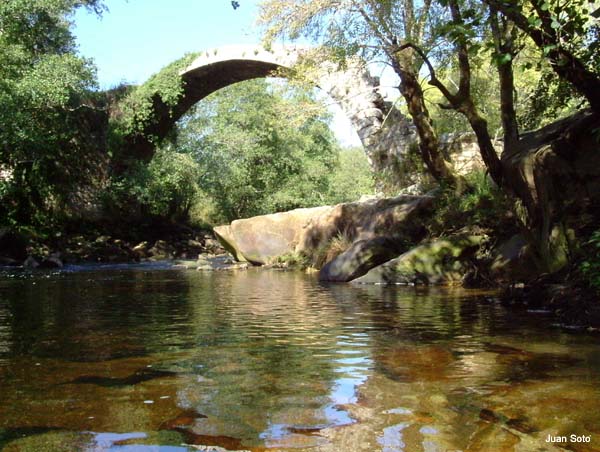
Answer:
xmin=459 ymin=100 xmax=504 ymax=187
xmin=390 ymin=53 xmax=459 ymax=186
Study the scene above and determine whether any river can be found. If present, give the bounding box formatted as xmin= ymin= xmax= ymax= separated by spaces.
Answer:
xmin=0 ymin=266 xmax=599 ymax=451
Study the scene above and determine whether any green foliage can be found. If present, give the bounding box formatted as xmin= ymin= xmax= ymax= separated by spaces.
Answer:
xmin=520 ymin=68 xmax=584 ymax=129
xmin=0 ymin=0 xmax=105 ymax=228
xmin=109 ymin=78 xmax=371 ymax=227
xmin=111 ymin=53 xmax=199 ymax=142
xmin=273 ymin=251 xmax=311 ymax=269
xmin=326 ymin=147 xmax=375 ymax=203
xmin=173 ymin=79 xmax=342 ymax=222
xmin=103 ymin=148 xmax=201 ymax=223
xmin=581 ymin=229 xmax=600 ymax=291
xmin=310 ymin=231 xmax=354 ymax=268
xmin=145 ymin=148 xmax=201 ymax=220
xmin=428 ymin=171 xmax=515 ymax=236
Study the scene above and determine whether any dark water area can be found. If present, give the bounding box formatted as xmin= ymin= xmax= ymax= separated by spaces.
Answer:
xmin=0 ymin=267 xmax=599 ymax=451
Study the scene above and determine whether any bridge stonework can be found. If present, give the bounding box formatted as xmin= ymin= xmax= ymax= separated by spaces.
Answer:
xmin=126 ymin=45 xmax=415 ymax=177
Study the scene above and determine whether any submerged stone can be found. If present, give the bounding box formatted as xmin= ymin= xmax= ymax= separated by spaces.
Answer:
xmin=319 ymin=236 xmax=405 ymax=282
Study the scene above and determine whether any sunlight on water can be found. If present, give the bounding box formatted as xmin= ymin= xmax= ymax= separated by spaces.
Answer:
xmin=0 ymin=267 xmax=599 ymax=451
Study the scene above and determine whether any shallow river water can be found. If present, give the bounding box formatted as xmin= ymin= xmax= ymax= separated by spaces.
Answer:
xmin=0 ymin=266 xmax=599 ymax=451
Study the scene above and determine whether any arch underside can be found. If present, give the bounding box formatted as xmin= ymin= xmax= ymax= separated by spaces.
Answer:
xmin=127 ymin=59 xmax=283 ymax=160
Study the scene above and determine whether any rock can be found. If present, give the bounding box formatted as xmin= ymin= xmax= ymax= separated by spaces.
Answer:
xmin=352 ymin=234 xmax=486 ymax=285
xmin=378 ymin=345 xmax=456 ymax=382
xmin=213 ymin=225 xmax=248 ymax=262
xmin=204 ymin=237 xmax=223 ymax=252
xmin=132 ymin=241 xmax=149 ymax=258
xmin=149 ymin=240 xmax=175 ymax=260
xmin=501 ymin=109 xmax=600 ymax=274
xmin=319 ymin=236 xmax=405 ymax=282
xmin=89 ymin=243 xmax=133 ymax=263
xmin=39 ymin=253 xmax=63 ymax=269
xmin=214 ymin=195 xmax=433 ymax=265
xmin=490 ymin=234 xmax=537 ymax=281
xmin=0 ymin=256 xmax=19 ymax=266
xmin=214 ymin=206 xmax=331 ymax=264
xmin=23 ymin=256 xmax=40 ymax=269
xmin=187 ymin=239 xmax=203 ymax=248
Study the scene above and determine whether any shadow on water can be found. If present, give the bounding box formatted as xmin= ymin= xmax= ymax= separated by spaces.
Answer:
xmin=0 ymin=426 xmax=66 ymax=449
xmin=0 ymin=267 xmax=599 ymax=450
xmin=67 ymin=367 xmax=178 ymax=388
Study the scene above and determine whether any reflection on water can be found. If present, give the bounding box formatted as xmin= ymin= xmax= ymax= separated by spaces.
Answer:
xmin=0 ymin=267 xmax=599 ymax=451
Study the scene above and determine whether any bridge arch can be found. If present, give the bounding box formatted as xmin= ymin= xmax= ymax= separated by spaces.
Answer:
xmin=119 ymin=45 xmax=414 ymax=174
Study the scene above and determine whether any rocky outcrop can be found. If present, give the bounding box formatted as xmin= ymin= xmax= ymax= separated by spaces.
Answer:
xmin=318 ymin=237 xmax=406 ymax=282
xmin=214 ymin=195 xmax=434 ymax=265
xmin=501 ymin=109 xmax=600 ymax=274
xmin=352 ymin=234 xmax=486 ymax=285
xmin=214 ymin=206 xmax=332 ymax=264
xmin=489 ymin=234 xmax=537 ymax=282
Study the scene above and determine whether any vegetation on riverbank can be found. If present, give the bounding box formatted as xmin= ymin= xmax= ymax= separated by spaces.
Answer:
xmin=0 ymin=0 xmax=599 ymax=315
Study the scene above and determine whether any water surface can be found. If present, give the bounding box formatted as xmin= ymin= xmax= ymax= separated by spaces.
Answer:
xmin=0 ymin=267 xmax=599 ymax=451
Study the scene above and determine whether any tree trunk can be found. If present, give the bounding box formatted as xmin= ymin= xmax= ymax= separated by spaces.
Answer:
xmin=489 ymin=9 xmax=519 ymax=153
xmin=483 ymin=0 xmax=600 ymax=114
xmin=390 ymin=53 xmax=459 ymax=186
xmin=460 ymin=101 xmax=504 ymax=186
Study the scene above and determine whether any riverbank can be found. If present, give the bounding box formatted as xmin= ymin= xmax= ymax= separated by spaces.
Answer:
xmin=0 ymin=224 xmax=225 ymax=269
xmin=1 ymin=229 xmax=598 ymax=332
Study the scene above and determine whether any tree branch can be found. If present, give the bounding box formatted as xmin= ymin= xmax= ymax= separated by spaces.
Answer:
xmin=393 ymin=42 xmax=457 ymax=105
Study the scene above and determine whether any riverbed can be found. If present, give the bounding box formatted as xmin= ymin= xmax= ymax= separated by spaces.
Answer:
xmin=0 ymin=266 xmax=599 ymax=451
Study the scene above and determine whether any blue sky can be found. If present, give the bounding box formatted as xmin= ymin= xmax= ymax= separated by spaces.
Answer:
xmin=74 ymin=0 xmax=263 ymax=88
xmin=73 ymin=0 xmax=361 ymax=146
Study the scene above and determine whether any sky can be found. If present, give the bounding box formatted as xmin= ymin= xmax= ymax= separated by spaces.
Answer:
xmin=73 ymin=0 xmax=362 ymax=146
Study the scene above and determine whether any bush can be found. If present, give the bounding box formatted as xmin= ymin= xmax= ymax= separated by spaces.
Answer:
xmin=174 ymin=79 xmax=341 ymax=222
xmin=581 ymin=229 xmax=600 ymax=291
xmin=310 ymin=231 xmax=354 ymax=269
xmin=103 ymin=148 xmax=201 ymax=223
xmin=428 ymin=171 xmax=515 ymax=236
xmin=327 ymin=147 xmax=375 ymax=203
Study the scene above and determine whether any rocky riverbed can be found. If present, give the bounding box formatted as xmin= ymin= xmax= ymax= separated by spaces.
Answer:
xmin=0 ymin=227 xmax=226 ymax=269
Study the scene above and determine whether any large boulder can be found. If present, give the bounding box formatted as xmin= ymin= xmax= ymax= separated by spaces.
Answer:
xmin=319 ymin=236 xmax=405 ymax=282
xmin=352 ymin=234 xmax=486 ymax=285
xmin=501 ymin=109 xmax=600 ymax=273
xmin=489 ymin=233 xmax=537 ymax=282
xmin=214 ymin=206 xmax=331 ymax=264
xmin=214 ymin=195 xmax=434 ymax=265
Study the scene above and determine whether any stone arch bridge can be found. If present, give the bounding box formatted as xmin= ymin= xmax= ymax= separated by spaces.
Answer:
xmin=121 ymin=45 xmax=415 ymax=174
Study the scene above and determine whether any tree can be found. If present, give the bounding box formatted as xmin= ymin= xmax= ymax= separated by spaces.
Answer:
xmin=105 ymin=148 xmax=201 ymax=223
xmin=259 ymin=0 xmax=461 ymax=187
xmin=327 ymin=147 xmax=375 ymax=204
xmin=0 ymin=0 xmax=105 ymax=227
xmin=172 ymin=79 xmax=340 ymax=221
xmin=481 ymin=0 xmax=600 ymax=113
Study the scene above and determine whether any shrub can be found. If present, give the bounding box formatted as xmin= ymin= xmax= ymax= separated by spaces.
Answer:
xmin=428 ymin=171 xmax=515 ymax=236
xmin=581 ymin=229 xmax=600 ymax=291
xmin=103 ymin=148 xmax=201 ymax=223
